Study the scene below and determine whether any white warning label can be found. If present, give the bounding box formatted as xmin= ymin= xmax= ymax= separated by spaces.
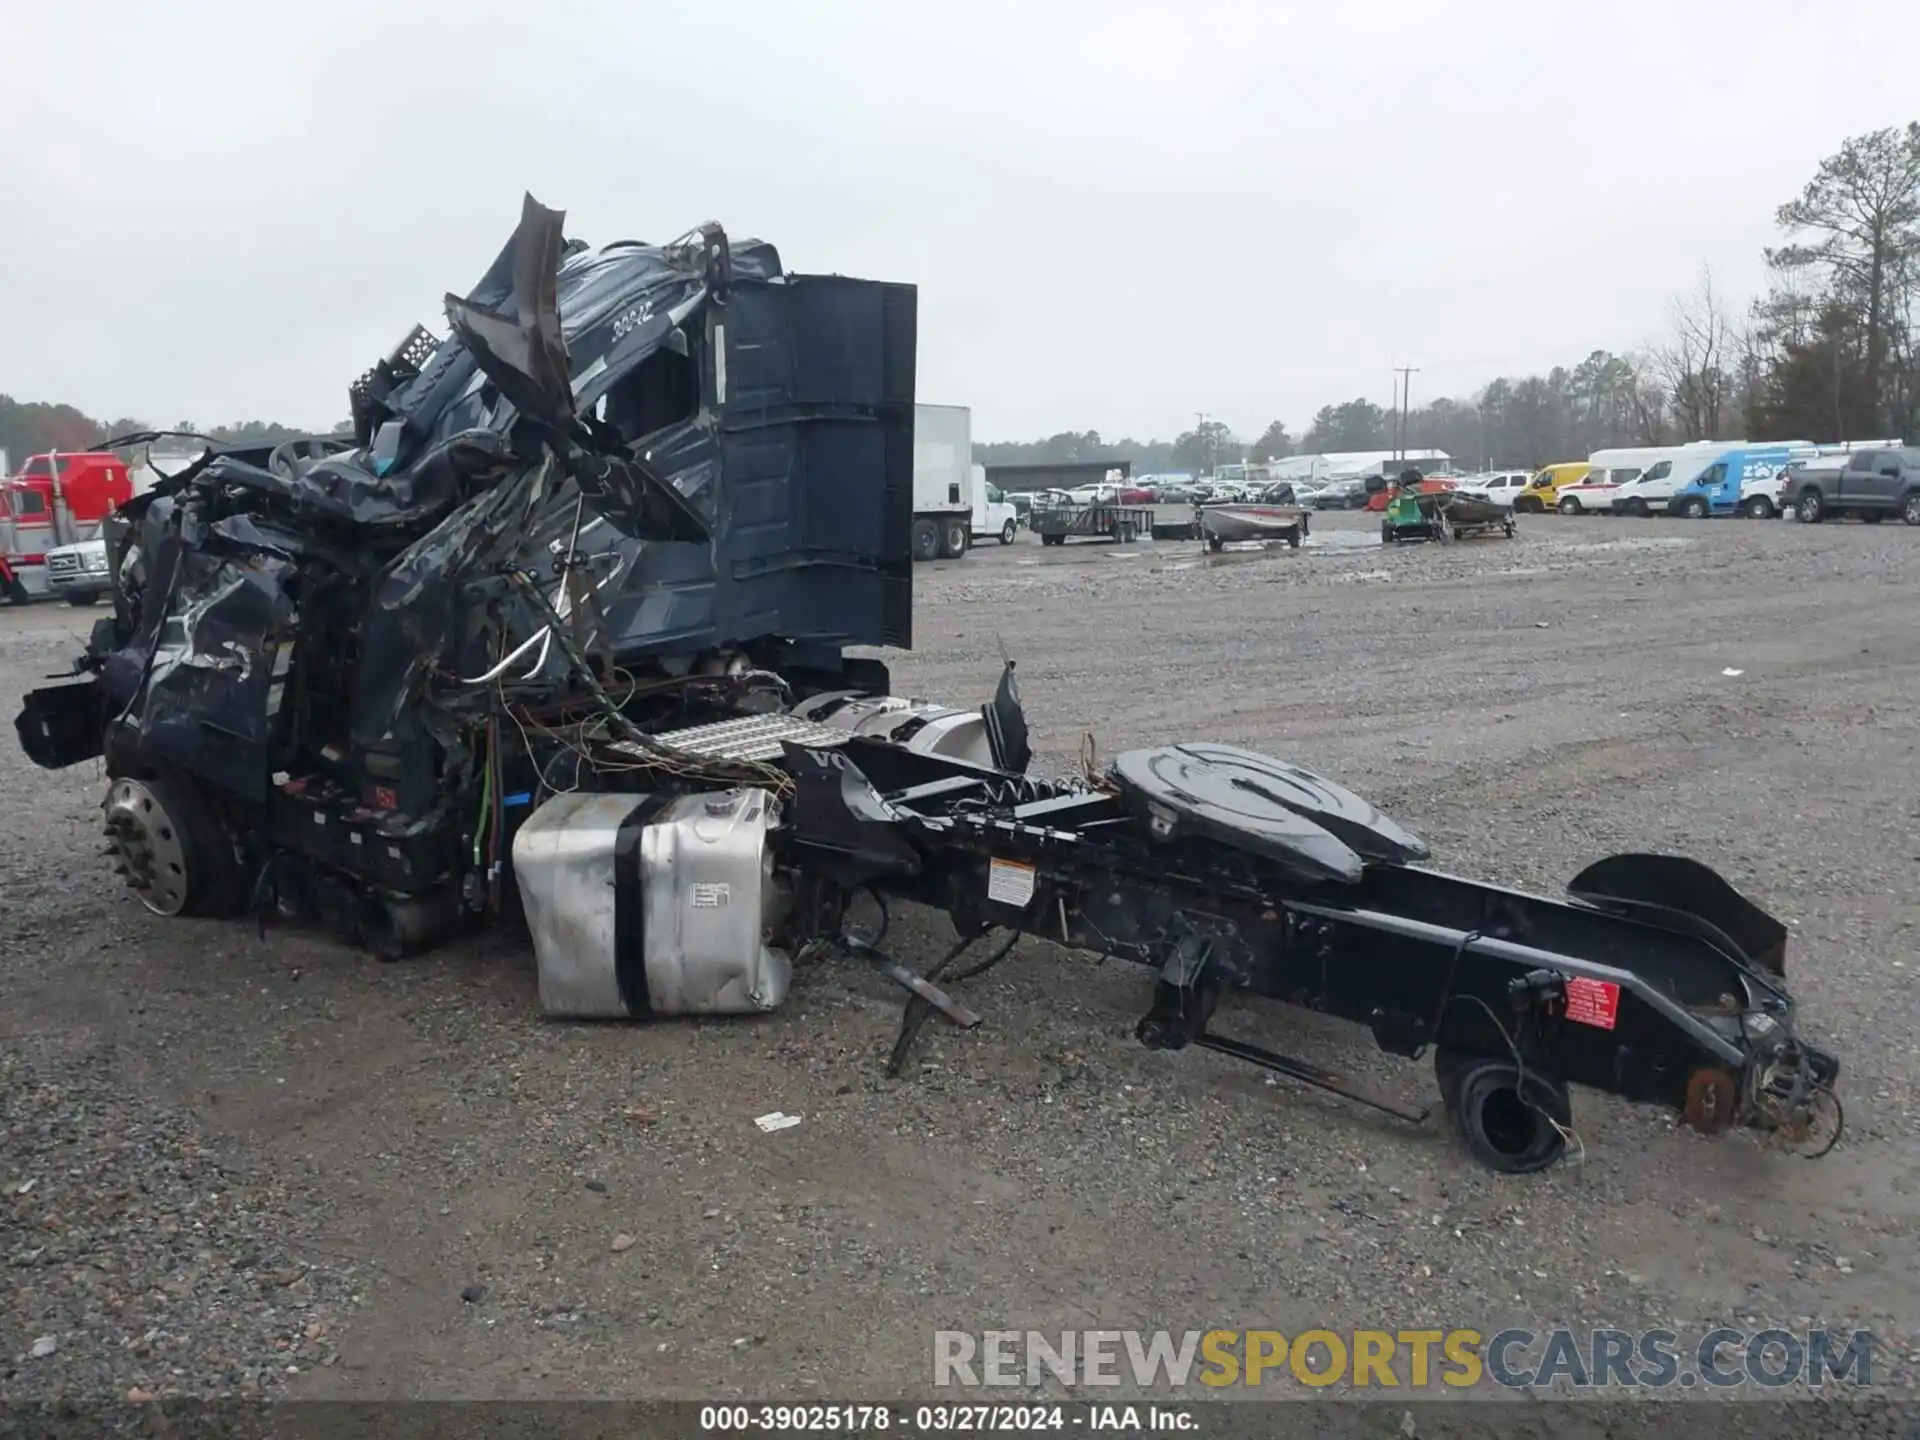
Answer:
xmin=986 ymin=857 xmax=1036 ymax=909
xmin=690 ymin=882 xmax=731 ymax=909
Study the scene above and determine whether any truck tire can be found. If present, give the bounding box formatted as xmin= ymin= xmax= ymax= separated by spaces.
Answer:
xmin=1739 ymin=495 xmax=1774 ymax=519
xmin=1557 ymin=496 xmax=1582 ymax=515
xmin=999 ymin=520 xmax=1016 ymax=545
xmin=1620 ymin=498 xmax=1648 ymax=517
xmin=1795 ymin=490 xmax=1824 ymax=524
xmin=64 ymin=592 xmax=98 ymax=607
xmin=102 ymin=773 xmax=245 ymax=919
xmin=1676 ymin=495 xmax=1709 ymax=519
xmin=911 ymin=518 xmax=940 ymax=561
xmin=1904 ymin=493 xmax=1920 ymax=527
xmin=941 ymin=517 xmax=969 ymax=558
xmin=1441 ymin=1053 xmax=1571 ymax=1175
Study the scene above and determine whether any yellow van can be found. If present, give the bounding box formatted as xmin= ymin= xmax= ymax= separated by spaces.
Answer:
xmin=1512 ymin=462 xmax=1596 ymax=514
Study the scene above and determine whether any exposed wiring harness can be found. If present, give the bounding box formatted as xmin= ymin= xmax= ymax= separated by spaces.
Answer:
xmin=1449 ymin=991 xmax=1586 ymax=1170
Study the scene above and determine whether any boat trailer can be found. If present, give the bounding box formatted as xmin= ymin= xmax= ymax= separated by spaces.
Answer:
xmin=1375 ymin=475 xmax=1517 ymax=544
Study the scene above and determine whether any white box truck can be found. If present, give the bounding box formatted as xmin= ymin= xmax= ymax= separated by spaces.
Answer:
xmin=913 ymin=404 xmax=976 ymax=561
xmin=970 ymin=463 xmax=1019 ymax=545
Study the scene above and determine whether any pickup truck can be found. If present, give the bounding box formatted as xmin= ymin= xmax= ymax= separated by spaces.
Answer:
xmin=43 ymin=537 xmax=112 ymax=605
xmin=1784 ymin=446 xmax=1920 ymax=525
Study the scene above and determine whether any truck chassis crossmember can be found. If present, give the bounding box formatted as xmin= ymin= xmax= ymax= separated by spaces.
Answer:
xmin=750 ymin=694 xmax=1841 ymax=1173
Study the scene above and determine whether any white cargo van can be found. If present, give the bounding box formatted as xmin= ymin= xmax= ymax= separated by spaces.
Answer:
xmin=1606 ymin=441 xmax=1746 ymax=516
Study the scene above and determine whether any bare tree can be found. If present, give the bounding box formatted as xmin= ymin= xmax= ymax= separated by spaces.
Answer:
xmin=1767 ymin=123 xmax=1920 ymax=435
xmin=1615 ymin=353 xmax=1668 ymax=445
xmin=1656 ymin=266 xmax=1733 ymax=440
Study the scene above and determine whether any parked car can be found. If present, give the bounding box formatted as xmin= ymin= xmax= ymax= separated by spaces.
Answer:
xmin=1456 ymin=472 xmax=1530 ymax=504
xmin=1783 ymin=446 xmax=1920 ymax=525
xmin=43 ymin=537 xmax=113 ymax=605
xmin=1310 ymin=479 xmax=1370 ymax=510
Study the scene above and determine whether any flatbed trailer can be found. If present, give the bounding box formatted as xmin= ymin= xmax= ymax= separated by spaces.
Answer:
xmin=1031 ymin=502 xmax=1152 ymax=546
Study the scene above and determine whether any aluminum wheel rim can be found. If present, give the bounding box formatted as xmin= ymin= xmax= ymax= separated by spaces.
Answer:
xmin=103 ymin=779 xmax=190 ymax=916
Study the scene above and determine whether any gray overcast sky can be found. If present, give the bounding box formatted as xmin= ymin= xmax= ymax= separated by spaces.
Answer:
xmin=4 ymin=0 xmax=1916 ymax=443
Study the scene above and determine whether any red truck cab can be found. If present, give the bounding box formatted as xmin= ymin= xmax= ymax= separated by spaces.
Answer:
xmin=1 ymin=452 xmax=134 ymax=602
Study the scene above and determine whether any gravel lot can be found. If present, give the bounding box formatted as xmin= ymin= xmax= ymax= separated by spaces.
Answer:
xmin=2 ymin=510 xmax=1916 ymax=1415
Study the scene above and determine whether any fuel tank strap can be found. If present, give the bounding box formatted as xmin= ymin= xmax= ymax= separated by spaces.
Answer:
xmin=612 ymin=794 xmax=677 ymax=1017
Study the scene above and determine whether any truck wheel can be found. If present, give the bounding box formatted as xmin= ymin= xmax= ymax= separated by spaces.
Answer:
xmin=1677 ymin=496 xmax=1708 ymax=518
xmin=1903 ymin=494 xmax=1920 ymax=527
xmin=941 ymin=517 xmax=970 ymax=557
xmin=64 ymin=592 xmax=98 ymax=607
xmin=1557 ymin=496 xmax=1582 ymax=515
xmin=911 ymin=518 xmax=940 ymax=561
xmin=3 ymin=574 xmax=28 ymax=605
xmin=102 ymin=774 xmax=245 ymax=919
xmin=1443 ymin=1053 xmax=1571 ymax=1175
xmin=1621 ymin=498 xmax=1647 ymax=517
xmin=999 ymin=520 xmax=1016 ymax=545
xmin=1795 ymin=490 xmax=1824 ymax=524
xmin=1740 ymin=496 xmax=1773 ymax=519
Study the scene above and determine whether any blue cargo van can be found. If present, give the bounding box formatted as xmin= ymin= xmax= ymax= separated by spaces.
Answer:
xmin=1668 ymin=443 xmax=1815 ymax=518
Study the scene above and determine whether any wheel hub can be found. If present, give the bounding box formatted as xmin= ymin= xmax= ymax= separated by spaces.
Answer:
xmin=102 ymin=778 xmax=191 ymax=916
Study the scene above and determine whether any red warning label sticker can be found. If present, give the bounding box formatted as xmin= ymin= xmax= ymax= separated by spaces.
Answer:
xmin=1565 ymin=976 xmax=1621 ymax=1030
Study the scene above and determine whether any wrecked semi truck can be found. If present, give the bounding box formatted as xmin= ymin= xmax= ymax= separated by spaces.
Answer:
xmin=15 ymin=196 xmax=1842 ymax=1176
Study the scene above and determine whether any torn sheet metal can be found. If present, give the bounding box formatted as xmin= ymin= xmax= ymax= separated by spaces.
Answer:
xmin=52 ymin=192 xmax=916 ymax=800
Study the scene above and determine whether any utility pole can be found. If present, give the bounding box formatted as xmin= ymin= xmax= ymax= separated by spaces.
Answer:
xmin=1195 ymin=411 xmax=1211 ymax=475
xmin=1393 ymin=366 xmax=1419 ymax=465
